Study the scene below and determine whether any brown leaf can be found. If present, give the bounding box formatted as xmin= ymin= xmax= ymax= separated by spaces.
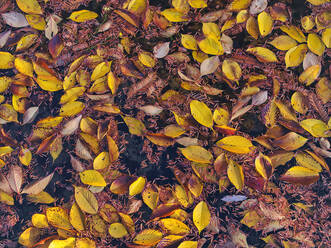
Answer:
xmin=7 ymin=165 xmax=23 ymax=193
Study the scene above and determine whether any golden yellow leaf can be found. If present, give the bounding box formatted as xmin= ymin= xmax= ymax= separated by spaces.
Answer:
xmin=15 ymin=57 xmax=34 ymax=77
xmin=178 ymin=241 xmax=198 ymax=248
xmin=36 ymin=76 xmax=63 ymax=91
xmin=216 ymin=135 xmax=255 ymax=154
xmin=202 ymin=22 xmax=220 ymax=39
xmin=68 ymin=10 xmax=98 ymax=22
xmin=108 ymin=223 xmax=128 ymax=238
xmin=0 ymin=52 xmax=14 ymax=69
xmin=246 ymin=16 xmax=259 ymax=39
xmin=18 ymin=227 xmax=40 ymax=247
xmin=175 ymin=184 xmax=191 ymax=208
xmin=129 ymin=176 xmax=146 ymax=196
xmin=119 ymin=212 xmax=135 ymax=234
xmin=213 ymin=108 xmax=229 ymax=126
xmin=188 ymin=0 xmax=207 ymax=8
xmin=133 ymin=229 xmax=163 ymax=245
xmin=161 ymin=8 xmax=188 ymax=22
xmin=300 ymin=119 xmax=330 ymax=138
xmin=26 ymin=14 xmax=46 ymax=30
xmin=280 ymin=166 xmax=319 ymax=185
xmin=227 ymin=159 xmax=244 ymax=190
xmin=275 ymin=100 xmax=297 ymax=122
xmin=316 ymin=77 xmax=331 ymax=104
xmin=59 ymin=101 xmax=85 ymax=117
xmin=48 ymin=237 xmax=76 ymax=248
xmin=107 ymin=70 xmax=120 ymax=94
xmin=188 ymin=174 xmax=203 ymax=197
xmin=16 ymin=0 xmax=42 ymax=14
xmin=284 ymin=44 xmax=308 ymax=68
xmin=70 ymin=202 xmax=85 ymax=232
xmin=32 ymin=213 xmax=49 ymax=228
xmin=91 ymin=61 xmax=111 ymax=81
xmin=193 ymin=201 xmax=210 ymax=234
xmin=269 ymin=35 xmax=297 ymax=51
xmin=179 ymin=145 xmax=213 ymax=163
xmin=307 ymin=33 xmax=325 ymax=56
xmin=321 ymin=28 xmax=331 ymax=48
xmin=138 ymin=52 xmax=156 ymax=67
xmin=291 ymin=91 xmax=308 ymax=114
xmin=0 ymin=104 xmax=18 ymax=122
xmin=255 ymin=153 xmax=273 ymax=180
xmin=127 ymin=0 xmax=147 ymax=15
xmin=79 ymin=170 xmax=107 ymax=187
xmin=190 ymin=100 xmax=213 ymax=128
xmin=60 ymin=87 xmax=85 ymax=104
xmin=26 ymin=191 xmax=55 ymax=204
xmin=295 ymin=151 xmax=322 ymax=172
xmin=246 ymin=47 xmax=278 ymax=62
xmin=16 ymin=34 xmax=38 ymax=52
xmin=301 ymin=16 xmax=315 ymax=31
xmin=0 ymin=76 xmax=12 ymax=92
xmin=181 ymin=34 xmax=198 ymax=50
xmin=273 ymin=132 xmax=308 ymax=151
xmin=46 ymin=207 xmax=72 ymax=230
xmin=93 ymin=152 xmax=110 ymax=170
xmin=228 ymin=0 xmax=252 ymax=11
xmin=163 ymin=124 xmax=186 ymax=138
xmin=221 ymin=19 xmax=236 ymax=32
xmin=258 ymin=11 xmax=273 ymax=37
xmin=222 ymin=59 xmax=241 ymax=82
xmin=299 ymin=64 xmax=321 ymax=86
xmin=236 ymin=10 xmax=249 ymax=23
xmin=172 ymin=0 xmax=190 ymax=13
xmin=75 ymin=238 xmax=96 ymax=248
xmin=280 ymin=25 xmax=306 ymax=43
xmin=74 ymin=186 xmax=99 ymax=214
xmin=240 ymin=210 xmax=261 ymax=228
xmin=198 ymin=37 xmax=224 ymax=55
xmin=307 ymin=0 xmax=329 ymax=5
xmin=192 ymin=50 xmax=208 ymax=62
xmin=0 ymin=190 xmax=14 ymax=205
xmin=123 ymin=116 xmax=146 ymax=136
xmin=160 ymin=218 xmax=190 ymax=235
xmin=142 ymin=184 xmax=159 ymax=210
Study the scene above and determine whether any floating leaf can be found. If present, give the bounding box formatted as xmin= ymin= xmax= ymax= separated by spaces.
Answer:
xmin=193 ymin=201 xmax=210 ymax=234
xmin=190 ymin=100 xmax=213 ymax=128
xmin=227 ymin=160 xmax=244 ymax=190
xmin=280 ymin=166 xmax=319 ymax=185
xmin=74 ymin=186 xmax=99 ymax=214
xmin=68 ymin=10 xmax=98 ymax=22
xmin=179 ymin=145 xmax=213 ymax=163
xmin=216 ymin=135 xmax=255 ymax=154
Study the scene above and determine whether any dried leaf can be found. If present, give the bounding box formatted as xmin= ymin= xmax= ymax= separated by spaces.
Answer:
xmin=74 ymin=186 xmax=99 ymax=214
xmin=280 ymin=166 xmax=319 ymax=185
xmin=2 ymin=12 xmax=29 ymax=27
xmin=7 ymin=165 xmax=23 ymax=193
xmin=22 ymin=172 xmax=54 ymax=195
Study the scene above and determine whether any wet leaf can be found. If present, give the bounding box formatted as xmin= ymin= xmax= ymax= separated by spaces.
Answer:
xmin=193 ymin=201 xmax=210 ymax=234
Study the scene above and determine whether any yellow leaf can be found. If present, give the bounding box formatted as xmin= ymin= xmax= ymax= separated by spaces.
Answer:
xmin=236 ymin=10 xmax=249 ymax=23
xmin=119 ymin=212 xmax=135 ymax=234
xmin=295 ymin=151 xmax=322 ymax=172
xmin=138 ymin=52 xmax=156 ymax=68
xmin=190 ymin=100 xmax=213 ymax=128
xmin=0 ymin=76 xmax=12 ymax=92
xmin=16 ymin=34 xmax=38 ymax=52
xmin=275 ymin=100 xmax=297 ymax=122
xmin=0 ymin=190 xmax=14 ymax=205
xmin=193 ymin=201 xmax=210 ymax=234
xmin=32 ymin=213 xmax=49 ymax=228
xmin=178 ymin=241 xmax=198 ymax=248
xmin=222 ymin=59 xmax=241 ymax=82
xmin=255 ymin=153 xmax=273 ymax=180
xmin=291 ymin=92 xmax=308 ymax=114
xmin=307 ymin=0 xmax=329 ymax=6
xmin=59 ymin=101 xmax=85 ymax=117
xmin=307 ymin=33 xmax=325 ymax=56
xmin=221 ymin=19 xmax=236 ymax=32
xmin=16 ymin=0 xmax=42 ymax=14
xmin=300 ymin=119 xmax=330 ymax=137
xmin=133 ymin=229 xmax=163 ymax=245
xmin=181 ymin=34 xmax=198 ymax=50
xmin=269 ymin=35 xmax=297 ymax=51
xmin=246 ymin=16 xmax=259 ymax=40
xmin=202 ymin=22 xmax=220 ymax=39
xmin=321 ymin=28 xmax=331 ymax=48
xmin=180 ymin=145 xmax=213 ymax=163
xmin=60 ymin=87 xmax=86 ymax=104
xmin=70 ymin=202 xmax=85 ymax=232
xmin=107 ymin=70 xmax=120 ymax=94
xmin=142 ymin=184 xmax=159 ymax=210
xmin=68 ymin=10 xmax=98 ymax=22
xmin=160 ymin=218 xmax=190 ymax=235
xmin=127 ymin=0 xmax=147 ymax=15
xmin=216 ymin=135 xmax=255 ymax=154
xmin=80 ymin=170 xmax=107 ymax=187
xmin=213 ymin=108 xmax=229 ymax=126
xmin=228 ymin=0 xmax=252 ymax=11
xmin=280 ymin=166 xmax=319 ymax=185
xmin=93 ymin=152 xmax=110 ymax=170
xmin=0 ymin=104 xmax=18 ymax=122
xmin=258 ymin=11 xmax=273 ymax=37
xmin=75 ymin=238 xmax=96 ymax=248
xmin=175 ymin=184 xmax=190 ymax=208
xmin=316 ymin=77 xmax=331 ymax=104
xmin=74 ymin=186 xmax=99 ymax=214
xmin=227 ymin=159 xmax=244 ymax=190
xmin=0 ymin=52 xmax=14 ymax=69
xmin=163 ymin=124 xmax=186 ymax=138
xmin=192 ymin=50 xmax=208 ymax=62
xmin=123 ymin=116 xmax=146 ymax=136
xmin=46 ymin=207 xmax=72 ymax=230
xmin=280 ymin=25 xmax=306 ymax=43
xmin=188 ymin=0 xmax=207 ymax=8
xmin=198 ymin=37 xmax=224 ymax=55
xmin=18 ymin=227 xmax=40 ymax=247
xmin=161 ymin=8 xmax=188 ymax=22
xmin=299 ymin=64 xmax=321 ymax=86
xmin=301 ymin=16 xmax=315 ymax=31
xmin=15 ymin=57 xmax=34 ymax=77
xmin=129 ymin=176 xmax=146 ymax=196
xmin=273 ymin=132 xmax=308 ymax=151
xmin=91 ymin=61 xmax=111 ymax=81
xmin=36 ymin=76 xmax=63 ymax=91
xmin=26 ymin=14 xmax=46 ymax=30
xmin=246 ymin=47 xmax=278 ymax=63
xmin=188 ymin=174 xmax=203 ymax=197
xmin=284 ymin=44 xmax=308 ymax=68
xmin=48 ymin=237 xmax=76 ymax=248
xmin=157 ymin=235 xmax=184 ymax=247
xmin=26 ymin=191 xmax=55 ymax=204
xmin=240 ymin=210 xmax=261 ymax=228
xmin=108 ymin=223 xmax=128 ymax=238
